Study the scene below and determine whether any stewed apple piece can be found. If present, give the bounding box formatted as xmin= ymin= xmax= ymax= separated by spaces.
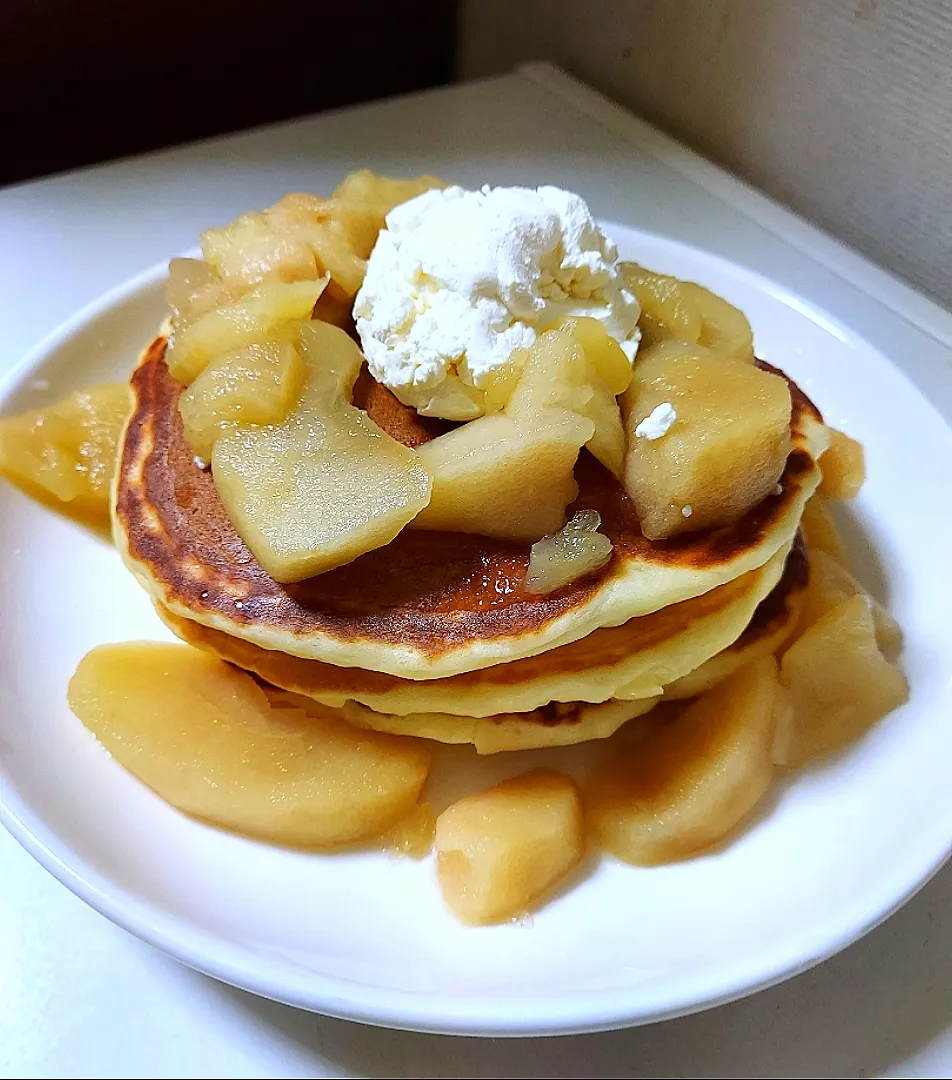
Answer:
xmin=178 ymin=339 xmax=305 ymax=460
xmin=818 ymin=428 xmax=865 ymax=500
xmin=508 ymin=319 xmax=632 ymax=478
xmin=198 ymin=172 xmax=442 ymax=302
xmin=412 ymin=409 xmax=592 ymax=541
xmin=800 ymin=496 xmax=849 ymax=562
xmin=414 ymin=319 xmax=632 ymax=541
xmin=435 ymin=769 xmax=584 ymax=924
xmin=795 ymin=547 xmax=902 ymax=654
xmin=623 ymin=343 xmax=792 ymax=539
xmin=212 ymin=319 xmax=431 ymax=582
xmin=322 ymin=171 xmax=445 ymax=263
xmin=167 ymin=277 xmax=328 ymax=385
xmin=0 ymin=383 xmax=130 ymax=526
xmin=68 ymin=642 xmax=430 ymax=847
xmin=380 ymin=802 xmax=436 ymax=858
xmin=686 ymin=282 xmax=755 ymax=364
xmin=329 ymin=169 xmax=444 ymax=240
xmin=778 ymin=595 xmax=908 ymax=767
xmin=200 ymin=211 xmax=318 ymax=290
xmin=622 ymin=263 xmax=703 ymax=347
xmin=622 ymin=265 xmax=754 ymax=362
xmin=166 ymin=257 xmax=236 ymax=329
xmin=266 ymin=194 xmax=369 ymax=299
xmin=585 ymin=656 xmax=781 ymax=864
xmin=524 ymin=509 xmax=613 ymax=594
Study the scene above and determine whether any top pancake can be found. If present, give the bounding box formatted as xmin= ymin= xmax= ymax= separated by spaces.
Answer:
xmin=115 ymin=336 xmax=828 ymax=679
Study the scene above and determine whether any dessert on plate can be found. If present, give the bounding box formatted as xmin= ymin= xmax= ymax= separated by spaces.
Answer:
xmin=0 ymin=172 xmax=908 ymax=924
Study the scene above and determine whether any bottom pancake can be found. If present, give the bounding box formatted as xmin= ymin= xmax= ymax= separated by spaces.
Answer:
xmin=262 ymin=686 xmax=661 ymax=755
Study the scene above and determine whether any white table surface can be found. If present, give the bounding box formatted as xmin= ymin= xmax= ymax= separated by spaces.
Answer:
xmin=1 ymin=64 xmax=951 ymax=1079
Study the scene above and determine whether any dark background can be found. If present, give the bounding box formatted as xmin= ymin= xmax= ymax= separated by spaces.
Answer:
xmin=0 ymin=0 xmax=458 ymax=187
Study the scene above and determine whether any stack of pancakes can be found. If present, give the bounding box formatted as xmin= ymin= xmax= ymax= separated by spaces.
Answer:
xmin=114 ymin=337 xmax=826 ymax=755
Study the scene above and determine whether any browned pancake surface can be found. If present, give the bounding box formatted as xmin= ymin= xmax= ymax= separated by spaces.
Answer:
xmin=158 ymin=558 xmax=763 ymax=700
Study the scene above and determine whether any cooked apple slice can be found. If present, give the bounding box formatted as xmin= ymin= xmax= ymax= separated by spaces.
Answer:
xmin=621 ymin=266 xmax=754 ymax=362
xmin=330 ymin=170 xmax=444 ymax=232
xmin=622 ymin=263 xmax=704 ymax=347
xmin=818 ymin=428 xmax=865 ymax=500
xmin=414 ymin=320 xmax=631 ymax=541
xmin=212 ymin=319 xmax=431 ymax=582
xmin=201 ymin=211 xmax=318 ymax=289
xmin=267 ymin=175 xmax=444 ymax=299
xmin=167 ymin=277 xmax=328 ymax=385
xmin=524 ymin=509 xmax=613 ymax=593
xmin=686 ymin=282 xmax=755 ymax=364
xmin=623 ymin=344 xmax=792 ymax=539
xmin=779 ymin=594 xmax=908 ymax=767
xmin=435 ymin=769 xmax=584 ymax=924
xmin=68 ymin=642 xmax=430 ymax=847
xmin=412 ymin=409 xmax=592 ymax=541
xmin=795 ymin=547 xmax=902 ymax=654
xmin=166 ymin=257 xmax=236 ymax=329
xmin=565 ymin=316 xmax=634 ymax=391
xmin=197 ymin=174 xmax=442 ymax=301
xmin=800 ymin=496 xmax=849 ymax=562
xmin=585 ymin=656 xmax=781 ymax=864
xmin=0 ymin=383 xmax=130 ymax=526
xmin=508 ymin=320 xmax=631 ymax=478
xmin=178 ymin=339 xmax=305 ymax=460
xmin=267 ymin=194 xmax=370 ymax=299
xmin=327 ymin=171 xmax=445 ymax=257
xmin=379 ymin=802 xmax=436 ymax=858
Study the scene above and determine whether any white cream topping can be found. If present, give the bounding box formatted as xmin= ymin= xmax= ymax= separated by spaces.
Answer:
xmin=354 ymin=184 xmax=641 ymax=419
xmin=635 ymin=402 xmax=677 ymax=440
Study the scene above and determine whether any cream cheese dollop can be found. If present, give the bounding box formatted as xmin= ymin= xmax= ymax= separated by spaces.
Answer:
xmin=635 ymin=402 xmax=677 ymax=440
xmin=354 ymin=184 xmax=641 ymax=419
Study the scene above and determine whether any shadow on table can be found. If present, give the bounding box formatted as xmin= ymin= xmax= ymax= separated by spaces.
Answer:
xmin=209 ymin=857 xmax=952 ymax=1079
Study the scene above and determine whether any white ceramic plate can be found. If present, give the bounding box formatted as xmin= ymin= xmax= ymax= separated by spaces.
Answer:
xmin=1 ymin=226 xmax=951 ymax=1038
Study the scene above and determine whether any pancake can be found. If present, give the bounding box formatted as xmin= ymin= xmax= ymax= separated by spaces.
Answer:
xmin=157 ymin=543 xmax=790 ymax=716
xmin=263 ymin=686 xmax=661 ymax=755
xmin=240 ymin=541 xmax=804 ymax=753
xmin=665 ymin=533 xmax=809 ymax=700
xmin=115 ymin=336 xmax=828 ymax=679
